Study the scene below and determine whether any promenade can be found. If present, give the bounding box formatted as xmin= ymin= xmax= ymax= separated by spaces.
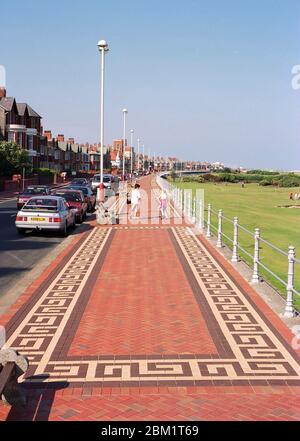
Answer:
xmin=0 ymin=175 xmax=299 ymax=421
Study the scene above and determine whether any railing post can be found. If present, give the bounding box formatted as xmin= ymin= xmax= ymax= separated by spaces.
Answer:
xmin=180 ymin=189 xmax=182 ymax=212
xmin=231 ymin=216 xmax=239 ymax=262
xmin=284 ymin=246 xmax=296 ymax=318
xmin=192 ymin=196 xmax=196 ymax=223
xmin=198 ymin=198 xmax=204 ymax=230
xmin=216 ymin=209 xmax=223 ymax=248
xmin=206 ymin=203 xmax=211 ymax=238
xmin=251 ymin=228 xmax=260 ymax=284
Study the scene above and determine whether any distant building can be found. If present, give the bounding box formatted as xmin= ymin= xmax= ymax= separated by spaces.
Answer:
xmin=0 ymin=87 xmax=43 ymax=167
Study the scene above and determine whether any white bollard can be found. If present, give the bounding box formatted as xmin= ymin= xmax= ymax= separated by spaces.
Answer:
xmin=231 ymin=216 xmax=239 ymax=263
xmin=206 ymin=203 xmax=211 ymax=238
xmin=284 ymin=246 xmax=296 ymax=318
xmin=216 ymin=209 xmax=223 ymax=248
xmin=251 ymin=228 xmax=260 ymax=284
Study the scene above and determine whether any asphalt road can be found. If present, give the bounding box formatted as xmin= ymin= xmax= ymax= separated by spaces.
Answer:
xmin=0 ymin=197 xmax=83 ymax=296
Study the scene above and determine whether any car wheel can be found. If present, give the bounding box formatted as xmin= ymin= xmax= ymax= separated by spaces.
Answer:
xmin=17 ymin=228 xmax=26 ymax=235
xmin=77 ymin=213 xmax=83 ymax=224
xmin=88 ymin=202 xmax=92 ymax=212
xmin=83 ymin=211 xmax=87 ymax=220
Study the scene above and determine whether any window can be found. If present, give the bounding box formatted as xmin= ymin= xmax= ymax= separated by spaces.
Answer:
xmin=18 ymin=132 xmax=23 ymax=147
xmin=27 ymin=135 xmax=33 ymax=150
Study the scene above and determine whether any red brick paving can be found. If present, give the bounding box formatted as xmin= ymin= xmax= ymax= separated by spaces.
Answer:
xmin=0 ymin=175 xmax=300 ymax=421
xmin=1 ymin=388 xmax=300 ymax=421
xmin=69 ymin=228 xmax=216 ymax=356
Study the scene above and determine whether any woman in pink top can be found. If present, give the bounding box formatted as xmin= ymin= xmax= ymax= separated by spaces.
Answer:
xmin=159 ymin=189 xmax=168 ymax=219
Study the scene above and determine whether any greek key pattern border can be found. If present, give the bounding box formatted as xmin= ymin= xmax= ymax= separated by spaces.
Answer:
xmin=4 ymin=225 xmax=300 ymax=386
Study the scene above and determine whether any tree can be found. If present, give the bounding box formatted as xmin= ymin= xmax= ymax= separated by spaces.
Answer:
xmin=0 ymin=141 xmax=31 ymax=177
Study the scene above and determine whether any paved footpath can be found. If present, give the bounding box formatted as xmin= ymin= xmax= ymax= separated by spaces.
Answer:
xmin=0 ymin=175 xmax=300 ymax=421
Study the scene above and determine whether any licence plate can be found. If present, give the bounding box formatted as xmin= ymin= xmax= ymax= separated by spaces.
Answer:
xmin=30 ymin=217 xmax=46 ymax=222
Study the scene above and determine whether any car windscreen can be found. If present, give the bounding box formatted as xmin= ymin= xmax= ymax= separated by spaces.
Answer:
xmin=92 ymin=175 xmax=100 ymax=182
xmin=23 ymin=198 xmax=58 ymax=211
xmin=57 ymin=192 xmax=82 ymax=202
xmin=22 ymin=188 xmax=47 ymax=195
xmin=69 ymin=186 xmax=88 ymax=196
xmin=103 ymin=176 xmax=111 ymax=183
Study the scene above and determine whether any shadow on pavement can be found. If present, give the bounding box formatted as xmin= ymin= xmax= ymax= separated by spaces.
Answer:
xmin=6 ymin=376 xmax=69 ymax=421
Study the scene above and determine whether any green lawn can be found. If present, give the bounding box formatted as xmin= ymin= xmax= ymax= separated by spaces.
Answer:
xmin=173 ymin=179 xmax=300 ymax=311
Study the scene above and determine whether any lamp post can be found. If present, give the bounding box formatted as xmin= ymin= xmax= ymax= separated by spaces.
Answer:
xmin=130 ymin=129 xmax=134 ymax=177
xmin=97 ymin=40 xmax=108 ymax=202
xmin=97 ymin=39 xmax=109 ymax=203
xmin=142 ymin=144 xmax=145 ymax=172
xmin=137 ymin=138 xmax=140 ymax=172
xmin=122 ymin=108 xmax=128 ymax=181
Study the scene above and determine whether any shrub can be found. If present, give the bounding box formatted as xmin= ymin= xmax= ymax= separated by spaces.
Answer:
xmin=259 ymin=179 xmax=273 ymax=186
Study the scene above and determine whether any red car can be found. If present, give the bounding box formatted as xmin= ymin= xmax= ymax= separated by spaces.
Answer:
xmin=67 ymin=186 xmax=96 ymax=212
xmin=17 ymin=185 xmax=51 ymax=210
xmin=52 ymin=189 xmax=88 ymax=223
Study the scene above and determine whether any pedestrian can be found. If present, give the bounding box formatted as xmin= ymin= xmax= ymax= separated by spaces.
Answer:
xmin=289 ymin=192 xmax=293 ymax=200
xmin=159 ymin=188 xmax=168 ymax=219
xmin=130 ymin=183 xmax=141 ymax=219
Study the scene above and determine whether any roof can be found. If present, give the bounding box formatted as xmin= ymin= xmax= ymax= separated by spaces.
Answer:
xmin=26 ymin=104 xmax=41 ymax=118
xmin=16 ymin=103 xmax=28 ymax=116
xmin=0 ymin=98 xmax=41 ymax=118
xmin=0 ymin=97 xmax=15 ymax=111
xmin=25 ymin=195 xmax=64 ymax=201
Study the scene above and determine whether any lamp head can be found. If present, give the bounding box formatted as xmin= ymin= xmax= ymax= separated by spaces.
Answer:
xmin=122 ymin=108 xmax=128 ymax=114
xmin=97 ymin=40 xmax=109 ymax=51
xmin=130 ymin=129 xmax=134 ymax=133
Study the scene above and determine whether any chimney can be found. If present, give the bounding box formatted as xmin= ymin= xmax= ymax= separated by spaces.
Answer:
xmin=0 ymin=87 xmax=6 ymax=99
xmin=68 ymin=137 xmax=75 ymax=144
xmin=57 ymin=134 xmax=64 ymax=142
xmin=44 ymin=130 xmax=52 ymax=141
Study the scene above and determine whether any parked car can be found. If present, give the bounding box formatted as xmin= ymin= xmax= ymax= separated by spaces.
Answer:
xmin=52 ymin=189 xmax=88 ymax=223
xmin=17 ymin=185 xmax=51 ymax=210
xmin=91 ymin=174 xmax=101 ymax=192
xmin=71 ymin=178 xmax=91 ymax=187
xmin=67 ymin=185 xmax=96 ymax=212
xmin=91 ymin=174 xmax=119 ymax=195
xmin=15 ymin=196 xmax=76 ymax=236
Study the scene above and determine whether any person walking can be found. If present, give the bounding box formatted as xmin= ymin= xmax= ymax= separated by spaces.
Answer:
xmin=130 ymin=183 xmax=141 ymax=219
xmin=159 ymin=188 xmax=168 ymax=219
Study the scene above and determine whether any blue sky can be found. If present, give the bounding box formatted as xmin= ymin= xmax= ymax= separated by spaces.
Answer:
xmin=1 ymin=0 xmax=300 ymax=169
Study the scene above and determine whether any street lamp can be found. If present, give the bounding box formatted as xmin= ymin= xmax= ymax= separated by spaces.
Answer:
xmin=137 ymin=138 xmax=140 ymax=172
xmin=130 ymin=129 xmax=134 ymax=176
xmin=142 ymin=144 xmax=145 ymax=172
xmin=97 ymin=39 xmax=109 ymax=202
xmin=122 ymin=108 xmax=128 ymax=180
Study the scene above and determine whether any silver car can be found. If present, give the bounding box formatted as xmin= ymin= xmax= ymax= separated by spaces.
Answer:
xmin=91 ymin=174 xmax=119 ymax=195
xmin=15 ymin=196 xmax=76 ymax=237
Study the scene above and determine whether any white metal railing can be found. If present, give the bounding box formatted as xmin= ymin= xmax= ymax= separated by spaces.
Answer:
xmin=156 ymin=174 xmax=299 ymax=318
